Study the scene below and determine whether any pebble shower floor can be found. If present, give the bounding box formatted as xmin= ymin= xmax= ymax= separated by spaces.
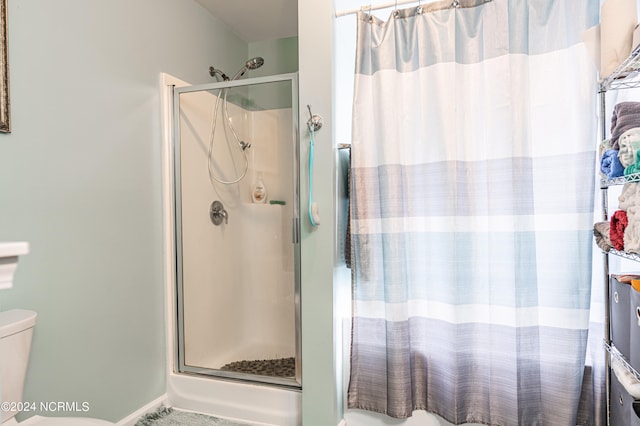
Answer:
xmin=220 ymin=357 xmax=295 ymax=378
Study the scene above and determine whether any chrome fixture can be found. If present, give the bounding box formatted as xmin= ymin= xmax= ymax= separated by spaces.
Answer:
xmin=207 ymin=57 xmax=264 ymax=82
xmin=306 ymin=105 xmax=323 ymax=132
xmin=209 ymin=67 xmax=229 ymax=81
xmin=210 ymin=200 xmax=228 ymax=225
xmin=207 ymin=57 xmax=265 ymax=185
xmin=230 ymin=57 xmax=265 ymax=81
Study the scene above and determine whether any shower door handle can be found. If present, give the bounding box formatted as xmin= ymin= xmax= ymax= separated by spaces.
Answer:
xmin=210 ymin=200 xmax=228 ymax=225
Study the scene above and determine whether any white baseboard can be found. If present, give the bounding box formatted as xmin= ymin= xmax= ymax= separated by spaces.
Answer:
xmin=115 ymin=394 xmax=169 ymax=426
xmin=338 ymin=420 xmax=347 ymax=426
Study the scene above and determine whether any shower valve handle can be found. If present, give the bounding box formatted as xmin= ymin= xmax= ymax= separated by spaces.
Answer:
xmin=210 ymin=200 xmax=228 ymax=225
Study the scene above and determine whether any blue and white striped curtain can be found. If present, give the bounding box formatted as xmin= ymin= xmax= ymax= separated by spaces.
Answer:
xmin=347 ymin=0 xmax=600 ymax=424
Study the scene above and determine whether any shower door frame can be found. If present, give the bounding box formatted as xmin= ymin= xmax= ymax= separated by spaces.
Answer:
xmin=171 ymin=73 xmax=301 ymax=389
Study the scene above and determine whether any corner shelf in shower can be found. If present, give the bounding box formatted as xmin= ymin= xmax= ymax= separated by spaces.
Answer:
xmin=243 ymin=202 xmax=286 ymax=207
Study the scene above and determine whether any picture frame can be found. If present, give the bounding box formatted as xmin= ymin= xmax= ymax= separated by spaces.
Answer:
xmin=0 ymin=0 xmax=10 ymax=133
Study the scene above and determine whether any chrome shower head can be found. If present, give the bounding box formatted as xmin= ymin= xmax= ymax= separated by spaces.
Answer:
xmin=231 ymin=57 xmax=265 ymax=80
xmin=209 ymin=66 xmax=229 ymax=81
xmin=246 ymin=57 xmax=264 ymax=70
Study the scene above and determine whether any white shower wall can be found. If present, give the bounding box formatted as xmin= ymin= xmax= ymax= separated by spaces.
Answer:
xmin=177 ymin=87 xmax=295 ymax=371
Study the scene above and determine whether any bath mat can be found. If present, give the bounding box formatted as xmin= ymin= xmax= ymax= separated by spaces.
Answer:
xmin=134 ymin=406 xmax=253 ymax=426
xmin=220 ymin=357 xmax=295 ymax=377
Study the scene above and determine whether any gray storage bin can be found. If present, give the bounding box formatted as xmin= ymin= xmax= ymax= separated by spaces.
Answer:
xmin=612 ymin=372 xmax=632 ymax=426
xmin=633 ymin=402 xmax=640 ymax=426
xmin=611 ymin=276 xmax=632 ymax=359
xmin=631 ymin=287 xmax=640 ymax=373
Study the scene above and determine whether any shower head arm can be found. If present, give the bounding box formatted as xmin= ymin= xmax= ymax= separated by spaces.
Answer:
xmin=230 ymin=67 xmax=249 ymax=81
xmin=209 ymin=66 xmax=230 ymax=81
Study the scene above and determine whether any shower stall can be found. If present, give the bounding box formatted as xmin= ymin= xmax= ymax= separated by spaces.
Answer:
xmin=170 ymin=70 xmax=301 ymax=392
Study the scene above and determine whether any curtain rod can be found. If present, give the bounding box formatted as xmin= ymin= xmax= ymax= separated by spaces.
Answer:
xmin=336 ymin=0 xmax=424 ymax=17
xmin=335 ymin=0 xmax=491 ymax=18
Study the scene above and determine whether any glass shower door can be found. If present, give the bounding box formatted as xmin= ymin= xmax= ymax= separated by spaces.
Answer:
xmin=172 ymin=74 xmax=300 ymax=388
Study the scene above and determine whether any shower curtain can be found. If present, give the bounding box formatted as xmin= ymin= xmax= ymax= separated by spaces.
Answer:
xmin=347 ymin=0 xmax=599 ymax=424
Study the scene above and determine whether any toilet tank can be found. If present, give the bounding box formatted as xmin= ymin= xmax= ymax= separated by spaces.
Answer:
xmin=0 ymin=309 xmax=37 ymax=423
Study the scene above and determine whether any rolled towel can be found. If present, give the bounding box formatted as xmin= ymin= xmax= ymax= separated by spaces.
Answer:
xmin=625 ymin=149 xmax=640 ymax=176
xmin=618 ymin=183 xmax=640 ymax=253
xmin=625 ymin=220 xmax=640 ymax=253
xmin=601 ymin=149 xmax=625 ymax=178
xmin=599 ymin=138 xmax=613 ymax=158
xmin=599 ymin=139 xmax=614 ymax=179
xmin=618 ymin=128 xmax=640 ymax=168
xmin=611 ymin=102 xmax=640 ymax=148
xmin=619 ymin=182 xmax=638 ymax=209
xmin=612 ymin=357 xmax=640 ymax=399
xmin=594 ymin=221 xmax=613 ymax=252
xmin=610 ymin=210 xmax=628 ymax=250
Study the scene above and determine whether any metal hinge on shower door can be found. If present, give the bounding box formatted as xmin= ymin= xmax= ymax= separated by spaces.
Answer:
xmin=292 ymin=217 xmax=300 ymax=244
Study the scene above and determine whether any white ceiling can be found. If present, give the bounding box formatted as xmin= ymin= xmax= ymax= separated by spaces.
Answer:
xmin=195 ymin=0 xmax=298 ymax=43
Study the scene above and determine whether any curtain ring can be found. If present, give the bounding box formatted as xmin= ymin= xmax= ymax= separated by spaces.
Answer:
xmin=367 ymin=4 xmax=373 ymax=22
xmin=393 ymin=0 xmax=399 ymax=18
xmin=417 ymin=0 xmax=423 ymax=14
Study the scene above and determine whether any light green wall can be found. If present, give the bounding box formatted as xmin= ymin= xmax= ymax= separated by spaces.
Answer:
xmin=249 ymin=37 xmax=299 ymax=77
xmin=298 ymin=2 xmax=342 ymax=425
xmin=246 ymin=37 xmax=299 ymax=110
xmin=0 ymin=0 xmax=247 ymax=422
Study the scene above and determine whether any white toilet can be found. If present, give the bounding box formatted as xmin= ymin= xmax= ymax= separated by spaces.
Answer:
xmin=0 ymin=309 xmax=114 ymax=425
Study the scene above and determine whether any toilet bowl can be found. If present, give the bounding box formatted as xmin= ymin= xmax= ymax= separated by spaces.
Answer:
xmin=0 ymin=310 xmax=114 ymax=426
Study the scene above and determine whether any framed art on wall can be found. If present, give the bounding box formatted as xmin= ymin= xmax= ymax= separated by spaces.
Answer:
xmin=0 ymin=0 xmax=11 ymax=133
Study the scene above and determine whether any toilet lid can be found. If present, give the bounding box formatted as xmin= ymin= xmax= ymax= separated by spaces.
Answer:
xmin=18 ymin=416 xmax=114 ymax=425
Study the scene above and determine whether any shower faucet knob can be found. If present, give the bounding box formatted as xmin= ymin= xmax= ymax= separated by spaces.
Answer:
xmin=210 ymin=200 xmax=228 ymax=225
